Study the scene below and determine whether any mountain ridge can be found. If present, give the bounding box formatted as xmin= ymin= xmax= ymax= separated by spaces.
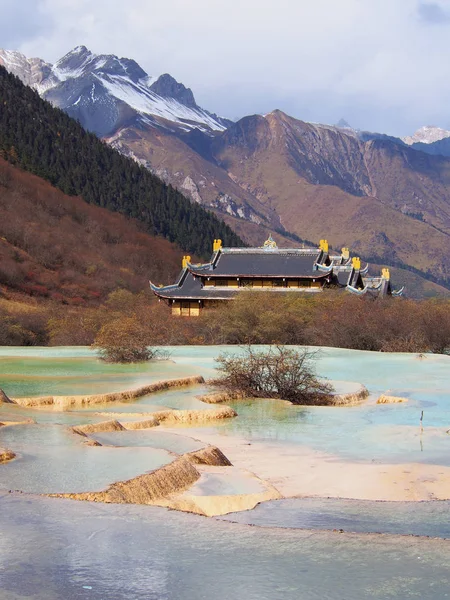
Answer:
xmin=2 ymin=46 xmax=450 ymax=294
xmin=0 ymin=64 xmax=243 ymax=259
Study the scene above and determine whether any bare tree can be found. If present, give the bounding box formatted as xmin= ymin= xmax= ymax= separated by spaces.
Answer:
xmin=213 ymin=346 xmax=334 ymax=405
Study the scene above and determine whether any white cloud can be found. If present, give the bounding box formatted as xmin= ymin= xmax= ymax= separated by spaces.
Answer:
xmin=4 ymin=0 xmax=450 ymax=135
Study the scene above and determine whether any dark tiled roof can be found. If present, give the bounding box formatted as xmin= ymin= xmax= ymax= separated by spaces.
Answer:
xmin=189 ymin=249 xmax=328 ymax=278
xmin=334 ymin=268 xmax=354 ymax=287
xmin=151 ymin=248 xmax=400 ymax=301
xmin=151 ymin=271 xmax=237 ymax=300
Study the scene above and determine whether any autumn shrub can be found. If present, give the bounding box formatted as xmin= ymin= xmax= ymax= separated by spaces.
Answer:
xmin=92 ymin=316 xmax=161 ymax=363
xmin=0 ymin=306 xmax=48 ymax=345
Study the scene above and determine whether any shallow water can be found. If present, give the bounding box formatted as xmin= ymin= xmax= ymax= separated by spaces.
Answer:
xmin=187 ymin=470 xmax=265 ymax=496
xmin=0 ymin=350 xmax=199 ymax=397
xmin=0 ymin=424 xmax=173 ymax=493
xmin=75 ymin=384 xmax=213 ymax=415
xmin=222 ymin=497 xmax=450 ymax=538
xmin=0 ymin=494 xmax=449 ymax=600
xmin=91 ymin=429 xmax=205 ymax=454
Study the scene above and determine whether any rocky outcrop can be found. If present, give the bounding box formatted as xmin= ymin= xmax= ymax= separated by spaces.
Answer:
xmin=121 ymin=417 xmax=160 ymax=429
xmin=324 ymin=385 xmax=370 ymax=406
xmin=187 ymin=446 xmax=232 ymax=466
xmin=48 ymin=441 xmax=279 ymax=517
xmin=52 ymin=456 xmax=201 ymax=504
xmin=376 ymin=394 xmax=408 ymax=404
xmin=72 ymin=420 xmax=125 ymax=436
xmin=149 ymin=74 xmax=197 ymax=108
xmin=11 ymin=376 xmax=205 ymax=409
xmin=96 ymin=406 xmax=237 ymax=424
xmin=0 ymin=447 xmax=15 ymax=463
xmin=197 ymin=390 xmax=245 ymax=404
xmin=0 ymin=418 xmax=35 ymax=427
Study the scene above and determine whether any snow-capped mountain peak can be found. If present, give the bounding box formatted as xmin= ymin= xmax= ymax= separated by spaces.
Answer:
xmin=402 ymin=125 xmax=450 ymax=145
xmin=53 ymin=46 xmax=148 ymax=85
xmin=0 ymin=46 xmax=231 ymax=136
xmin=0 ymin=48 xmax=56 ymax=92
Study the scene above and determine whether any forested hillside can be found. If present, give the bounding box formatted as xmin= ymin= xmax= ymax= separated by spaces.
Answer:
xmin=0 ymin=66 xmax=243 ymax=258
xmin=0 ymin=158 xmax=189 ymax=343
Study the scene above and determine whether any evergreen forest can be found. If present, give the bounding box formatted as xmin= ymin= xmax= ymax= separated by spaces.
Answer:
xmin=0 ymin=66 xmax=243 ymax=258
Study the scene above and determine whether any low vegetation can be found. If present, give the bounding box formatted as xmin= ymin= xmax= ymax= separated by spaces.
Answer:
xmin=1 ymin=288 xmax=450 ymax=354
xmin=92 ymin=316 xmax=158 ymax=363
xmin=212 ymin=346 xmax=333 ymax=405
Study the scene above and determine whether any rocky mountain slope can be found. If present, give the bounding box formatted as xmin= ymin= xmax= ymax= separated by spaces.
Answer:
xmin=211 ymin=111 xmax=450 ymax=286
xmin=2 ymin=46 xmax=450 ymax=293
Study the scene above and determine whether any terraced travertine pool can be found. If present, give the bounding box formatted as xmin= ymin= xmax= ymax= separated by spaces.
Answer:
xmin=1 ymin=345 xmax=450 ymax=599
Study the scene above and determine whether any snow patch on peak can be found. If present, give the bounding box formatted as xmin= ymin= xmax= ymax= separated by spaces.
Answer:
xmin=98 ymin=73 xmax=227 ymax=131
xmin=0 ymin=48 xmax=57 ymax=92
xmin=72 ymin=45 xmax=89 ymax=54
xmin=403 ymin=125 xmax=450 ymax=145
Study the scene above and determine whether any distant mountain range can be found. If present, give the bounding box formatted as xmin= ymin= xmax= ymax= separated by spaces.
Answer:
xmin=1 ymin=46 xmax=450 ymax=295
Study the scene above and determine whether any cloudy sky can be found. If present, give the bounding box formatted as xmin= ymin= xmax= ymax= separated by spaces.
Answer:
xmin=2 ymin=0 xmax=450 ymax=135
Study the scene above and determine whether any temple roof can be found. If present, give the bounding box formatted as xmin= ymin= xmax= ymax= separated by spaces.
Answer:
xmin=188 ymin=248 xmax=330 ymax=279
xmin=150 ymin=270 xmax=237 ymax=300
xmin=150 ymin=243 xmax=403 ymax=301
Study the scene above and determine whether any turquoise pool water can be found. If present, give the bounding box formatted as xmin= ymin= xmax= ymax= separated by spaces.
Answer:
xmin=1 ymin=346 xmax=450 ymax=466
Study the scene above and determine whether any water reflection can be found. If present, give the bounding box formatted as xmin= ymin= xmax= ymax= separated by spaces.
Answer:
xmin=222 ymin=497 xmax=450 ymax=538
xmin=0 ymin=494 xmax=449 ymax=600
xmin=0 ymin=424 xmax=173 ymax=493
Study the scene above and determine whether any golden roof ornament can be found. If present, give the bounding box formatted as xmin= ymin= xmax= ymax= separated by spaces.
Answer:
xmin=262 ymin=234 xmax=278 ymax=249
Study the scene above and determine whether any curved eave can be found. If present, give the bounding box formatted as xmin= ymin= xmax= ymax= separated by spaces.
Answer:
xmin=359 ymin=263 xmax=369 ymax=275
xmin=186 ymin=261 xmax=213 ymax=271
xmin=149 ymin=281 xmax=181 ymax=297
xmin=346 ymin=285 xmax=369 ymax=296
xmin=314 ymin=263 xmax=333 ymax=273
xmin=391 ymin=286 xmax=405 ymax=297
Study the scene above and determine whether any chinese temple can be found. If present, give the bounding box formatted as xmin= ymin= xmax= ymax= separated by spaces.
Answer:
xmin=150 ymin=236 xmax=404 ymax=316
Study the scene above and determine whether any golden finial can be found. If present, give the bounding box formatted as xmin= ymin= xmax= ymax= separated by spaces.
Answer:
xmin=319 ymin=239 xmax=329 ymax=253
xmin=352 ymin=256 xmax=361 ymax=270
